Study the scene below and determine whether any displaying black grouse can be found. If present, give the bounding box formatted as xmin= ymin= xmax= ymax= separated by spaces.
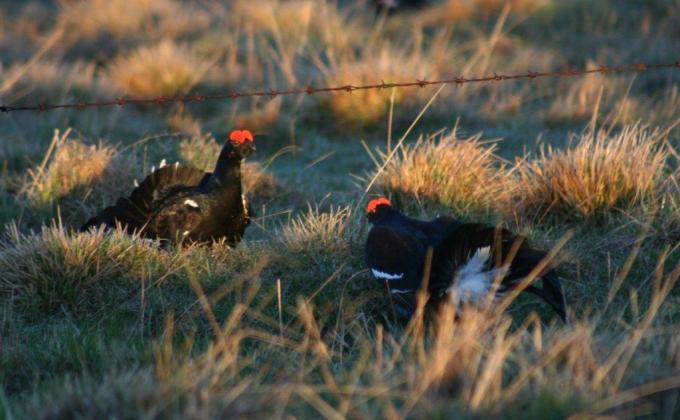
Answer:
xmin=364 ymin=197 xmax=568 ymax=322
xmin=81 ymin=130 xmax=256 ymax=246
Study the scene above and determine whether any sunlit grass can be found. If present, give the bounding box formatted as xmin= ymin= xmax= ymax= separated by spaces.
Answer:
xmin=375 ymin=129 xmax=511 ymax=215
xmin=516 ymin=123 xmax=672 ymax=222
xmin=2 ymin=0 xmax=680 ymax=417
xmin=107 ymin=41 xmax=210 ymax=97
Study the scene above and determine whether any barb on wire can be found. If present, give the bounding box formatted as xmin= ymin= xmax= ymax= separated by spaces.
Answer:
xmin=0 ymin=60 xmax=678 ymax=114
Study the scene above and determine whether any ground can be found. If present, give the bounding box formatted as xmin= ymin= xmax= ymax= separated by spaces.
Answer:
xmin=1 ymin=0 xmax=680 ymax=418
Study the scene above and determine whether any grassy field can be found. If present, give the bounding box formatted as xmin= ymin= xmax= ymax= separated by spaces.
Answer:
xmin=1 ymin=0 xmax=680 ymax=418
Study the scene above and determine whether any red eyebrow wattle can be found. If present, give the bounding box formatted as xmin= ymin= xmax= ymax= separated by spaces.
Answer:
xmin=229 ymin=129 xmax=254 ymax=143
xmin=367 ymin=197 xmax=391 ymax=213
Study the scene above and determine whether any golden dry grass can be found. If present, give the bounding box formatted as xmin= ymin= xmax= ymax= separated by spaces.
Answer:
xmin=57 ymin=0 xmax=209 ymax=43
xmin=12 ymin=235 xmax=680 ymax=418
xmin=107 ymin=40 xmax=210 ymax=97
xmin=516 ymin=123 xmax=671 ymax=221
xmin=318 ymin=45 xmax=442 ymax=126
xmin=0 ymin=60 xmax=98 ymax=102
xmin=376 ymin=129 xmax=510 ymax=214
xmin=26 ymin=129 xmax=116 ymax=204
xmin=278 ymin=204 xmax=352 ymax=253
xmin=546 ymin=63 xmax=640 ymax=126
xmin=21 ymin=129 xmax=144 ymax=226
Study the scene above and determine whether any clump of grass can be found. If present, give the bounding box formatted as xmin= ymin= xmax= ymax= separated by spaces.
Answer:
xmin=0 ymin=222 xmax=263 ymax=318
xmin=21 ymin=129 xmax=142 ymax=226
xmin=375 ymin=129 xmax=510 ymax=215
xmin=179 ymin=135 xmax=277 ymax=199
xmin=58 ymin=0 xmax=208 ymax=45
xmin=278 ymin=205 xmax=352 ymax=253
xmin=0 ymin=224 xmax=162 ymax=316
xmin=26 ymin=129 xmax=116 ymax=205
xmin=318 ymin=46 xmax=439 ymax=127
xmin=516 ymin=123 xmax=671 ymax=222
xmin=107 ymin=40 xmax=209 ymax=98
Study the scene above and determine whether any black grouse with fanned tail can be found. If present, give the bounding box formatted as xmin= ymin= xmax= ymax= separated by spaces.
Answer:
xmin=364 ymin=198 xmax=567 ymax=322
xmin=81 ymin=130 xmax=256 ymax=246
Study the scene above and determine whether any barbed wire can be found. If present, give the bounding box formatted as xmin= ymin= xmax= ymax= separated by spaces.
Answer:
xmin=1 ymin=60 xmax=678 ymax=114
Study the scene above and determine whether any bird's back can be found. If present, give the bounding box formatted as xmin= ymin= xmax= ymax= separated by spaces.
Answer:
xmin=81 ymin=163 xmax=207 ymax=235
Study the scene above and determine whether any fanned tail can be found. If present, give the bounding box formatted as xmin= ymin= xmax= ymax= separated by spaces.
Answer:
xmin=80 ymin=163 xmax=207 ymax=233
xmin=432 ymin=223 xmax=568 ymax=322
xmin=129 ymin=163 xmax=207 ymax=213
xmin=525 ymin=271 xmax=568 ymax=323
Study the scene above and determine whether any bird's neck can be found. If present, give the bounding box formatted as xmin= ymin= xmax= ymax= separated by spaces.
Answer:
xmin=210 ymin=144 xmax=243 ymax=186
xmin=369 ymin=207 xmax=403 ymax=225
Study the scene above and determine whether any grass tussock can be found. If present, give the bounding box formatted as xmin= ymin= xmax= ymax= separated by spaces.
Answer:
xmin=0 ymin=225 xmax=160 ymax=315
xmin=20 ymin=129 xmax=143 ymax=227
xmin=319 ymin=45 xmax=441 ymax=127
xmin=107 ymin=40 xmax=210 ymax=97
xmin=376 ymin=129 xmax=510 ymax=214
xmin=279 ymin=205 xmax=352 ymax=253
xmin=516 ymin=123 xmax=671 ymax=222
xmin=26 ymin=129 xmax=117 ymax=205
xmin=0 ymin=223 xmax=261 ymax=318
xmin=58 ymin=0 xmax=209 ymax=44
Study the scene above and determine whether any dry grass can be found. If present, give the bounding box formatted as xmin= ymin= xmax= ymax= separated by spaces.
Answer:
xmin=318 ymin=45 xmax=442 ymax=127
xmin=3 ymin=1 xmax=680 ymax=417
xmin=375 ymin=129 xmax=510 ymax=214
xmin=0 ymin=222 xmax=256 ymax=317
xmin=0 ymin=60 xmax=99 ymax=102
xmin=420 ymin=0 xmax=549 ymax=25
xmin=20 ymin=129 xmax=145 ymax=227
xmin=107 ymin=40 xmax=210 ymax=97
xmin=231 ymin=0 xmax=360 ymax=84
xmin=0 ymin=224 xmax=156 ymax=314
xmin=546 ymin=63 xmax=640 ymax=126
xmin=57 ymin=0 xmax=209 ymax=44
xmin=516 ymin=123 xmax=671 ymax=222
xmin=26 ymin=129 xmax=116 ymax=205
xmin=279 ymin=205 xmax=352 ymax=253
xmin=13 ymin=243 xmax=680 ymax=418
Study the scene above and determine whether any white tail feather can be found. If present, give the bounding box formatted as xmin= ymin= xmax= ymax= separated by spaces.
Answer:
xmin=447 ymin=246 xmax=509 ymax=306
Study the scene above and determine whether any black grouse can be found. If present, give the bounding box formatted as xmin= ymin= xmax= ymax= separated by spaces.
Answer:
xmin=364 ymin=197 xmax=568 ymax=322
xmin=81 ymin=130 xmax=256 ymax=246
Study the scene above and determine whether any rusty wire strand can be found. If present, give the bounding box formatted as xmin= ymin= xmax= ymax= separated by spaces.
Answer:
xmin=0 ymin=60 xmax=678 ymax=114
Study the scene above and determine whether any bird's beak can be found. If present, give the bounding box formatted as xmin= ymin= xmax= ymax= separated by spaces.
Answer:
xmin=241 ymin=142 xmax=256 ymax=157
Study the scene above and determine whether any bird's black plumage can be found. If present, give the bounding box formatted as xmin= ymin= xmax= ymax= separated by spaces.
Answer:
xmin=364 ymin=198 xmax=567 ymax=322
xmin=81 ymin=130 xmax=256 ymax=246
